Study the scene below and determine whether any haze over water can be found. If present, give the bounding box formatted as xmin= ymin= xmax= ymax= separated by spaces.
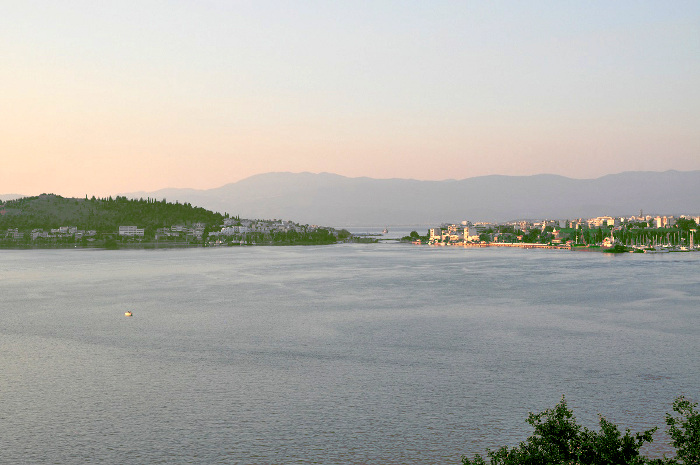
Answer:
xmin=2 ymin=244 xmax=699 ymax=463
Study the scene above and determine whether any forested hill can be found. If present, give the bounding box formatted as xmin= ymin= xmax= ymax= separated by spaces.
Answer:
xmin=0 ymin=194 xmax=227 ymax=232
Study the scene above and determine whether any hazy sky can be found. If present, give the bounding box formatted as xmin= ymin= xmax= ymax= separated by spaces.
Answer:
xmin=2 ymin=1 xmax=699 ymax=197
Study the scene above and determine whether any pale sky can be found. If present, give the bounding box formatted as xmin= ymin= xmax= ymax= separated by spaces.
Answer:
xmin=2 ymin=1 xmax=699 ymax=197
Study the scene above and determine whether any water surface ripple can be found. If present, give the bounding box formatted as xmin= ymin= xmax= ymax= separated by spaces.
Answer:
xmin=1 ymin=245 xmax=698 ymax=463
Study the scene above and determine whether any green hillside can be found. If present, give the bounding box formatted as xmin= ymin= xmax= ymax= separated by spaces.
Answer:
xmin=0 ymin=194 xmax=348 ymax=248
xmin=0 ymin=194 xmax=226 ymax=233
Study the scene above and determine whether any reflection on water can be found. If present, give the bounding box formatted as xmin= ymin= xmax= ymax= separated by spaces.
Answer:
xmin=1 ymin=246 xmax=699 ymax=463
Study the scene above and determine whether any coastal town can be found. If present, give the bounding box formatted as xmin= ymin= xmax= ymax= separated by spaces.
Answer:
xmin=0 ymin=195 xmax=346 ymax=248
xmin=1 ymin=217 xmax=345 ymax=248
xmin=1 ymin=195 xmax=698 ymax=251
xmin=418 ymin=212 xmax=699 ymax=252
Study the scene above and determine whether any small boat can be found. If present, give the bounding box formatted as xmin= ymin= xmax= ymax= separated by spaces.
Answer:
xmin=125 ymin=311 xmax=133 ymax=317
xmin=383 ymin=228 xmax=388 ymax=234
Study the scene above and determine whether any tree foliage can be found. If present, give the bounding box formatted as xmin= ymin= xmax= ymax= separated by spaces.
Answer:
xmin=462 ymin=396 xmax=699 ymax=465
xmin=667 ymin=397 xmax=700 ymax=465
xmin=675 ymin=218 xmax=698 ymax=231
xmin=0 ymin=194 xmax=225 ymax=236
xmin=401 ymin=230 xmax=427 ymax=242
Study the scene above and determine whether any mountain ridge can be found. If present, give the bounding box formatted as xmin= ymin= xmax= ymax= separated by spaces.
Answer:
xmin=118 ymin=170 xmax=700 ymax=226
xmin=6 ymin=171 xmax=699 ymax=227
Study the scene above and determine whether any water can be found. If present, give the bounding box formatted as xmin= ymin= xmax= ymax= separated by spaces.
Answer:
xmin=1 ymin=245 xmax=699 ymax=464
xmin=343 ymin=225 xmax=429 ymax=240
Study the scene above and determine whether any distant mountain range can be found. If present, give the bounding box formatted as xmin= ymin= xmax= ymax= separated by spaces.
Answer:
xmin=116 ymin=170 xmax=700 ymax=227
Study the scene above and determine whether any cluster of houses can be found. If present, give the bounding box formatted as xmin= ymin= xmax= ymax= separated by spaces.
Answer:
xmin=207 ymin=219 xmax=330 ymax=245
xmin=6 ymin=211 xmax=698 ymax=248
xmin=154 ymin=224 xmax=202 ymax=240
xmin=427 ymin=214 xmax=700 ymax=247
xmin=428 ymin=222 xmax=489 ymax=243
xmin=4 ymin=227 xmax=98 ymax=241
xmin=567 ymin=214 xmax=697 ymax=229
xmin=5 ymin=226 xmax=141 ymax=241
xmin=210 ymin=218 xmax=308 ymax=238
xmin=4 ymin=218 xmax=320 ymax=243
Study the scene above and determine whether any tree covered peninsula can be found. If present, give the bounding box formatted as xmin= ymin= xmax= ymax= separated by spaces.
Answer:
xmin=0 ymin=194 xmax=349 ymax=248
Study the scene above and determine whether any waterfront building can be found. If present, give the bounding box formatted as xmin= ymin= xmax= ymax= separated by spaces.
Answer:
xmin=464 ymin=226 xmax=479 ymax=241
xmin=118 ymin=225 xmax=145 ymax=237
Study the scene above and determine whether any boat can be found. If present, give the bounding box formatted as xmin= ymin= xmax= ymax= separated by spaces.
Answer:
xmin=383 ymin=228 xmax=388 ymax=234
xmin=125 ymin=311 xmax=133 ymax=317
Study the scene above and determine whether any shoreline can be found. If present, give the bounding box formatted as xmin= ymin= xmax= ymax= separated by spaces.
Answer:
xmin=415 ymin=241 xmax=699 ymax=253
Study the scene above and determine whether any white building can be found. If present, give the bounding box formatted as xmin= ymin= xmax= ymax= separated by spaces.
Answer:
xmin=119 ymin=225 xmax=144 ymax=237
xmin=31 ymin=229 xmax=49 ymax=240
xmin=6 ymin=228 xmax=23 ymax=239
xmin=464 ymin=226 xmax=480 ymax=241
xmin=220 ymin=225 xmax=249 ymax=236
xmin=653 ymin=216 xmax=676 ymax=228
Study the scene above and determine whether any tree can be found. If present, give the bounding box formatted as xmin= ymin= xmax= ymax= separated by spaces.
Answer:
xmin=522 ymin=229 xmax=540 ymax=243
xmin=104 ymin=237 xmax=118 ymax=250
xmin=676 ymin=218 xmax=698 ymax=231
xmin=462 ymin=397 xmax=657 ymax=465
xmin=667 ymin=396 xmax=700 ymax=465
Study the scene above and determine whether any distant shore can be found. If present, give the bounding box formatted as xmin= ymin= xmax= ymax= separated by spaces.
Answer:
xmin=414 ymin=241 xmax=698 ymax=253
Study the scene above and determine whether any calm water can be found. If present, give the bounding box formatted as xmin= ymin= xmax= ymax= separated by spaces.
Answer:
xmin=1 ymin=244 xmax=699 ymax=464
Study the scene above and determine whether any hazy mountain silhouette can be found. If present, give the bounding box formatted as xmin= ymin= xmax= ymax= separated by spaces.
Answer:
xmin=120 ymin=170 xmax=700 ymax=226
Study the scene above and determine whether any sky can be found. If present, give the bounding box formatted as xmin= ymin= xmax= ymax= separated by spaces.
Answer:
xmin=1 ymin=1 xmax=699 ymax=197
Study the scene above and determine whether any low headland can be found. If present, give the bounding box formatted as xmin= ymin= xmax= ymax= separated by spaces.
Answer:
xmin=0 ymin=194 xmax=350 ymax=249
